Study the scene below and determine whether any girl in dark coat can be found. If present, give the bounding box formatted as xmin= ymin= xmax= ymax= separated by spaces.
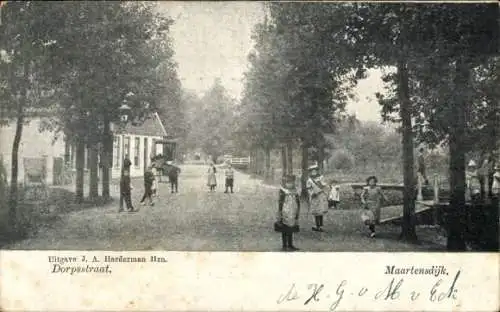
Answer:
xmin=275 ymin=175 xmax=301 ymax=251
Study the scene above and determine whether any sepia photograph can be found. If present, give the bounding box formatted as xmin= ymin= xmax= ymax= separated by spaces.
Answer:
xmin=0 ymin=0 xmax=498 ymax=255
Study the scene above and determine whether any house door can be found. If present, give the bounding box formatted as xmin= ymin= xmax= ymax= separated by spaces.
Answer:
xmin=143 ymin=138 xmax=148 ymax=171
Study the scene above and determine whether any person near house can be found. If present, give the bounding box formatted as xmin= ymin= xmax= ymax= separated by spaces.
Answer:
xmin=275 ymin=174 xmax=301 ymax=251
xmin=478 ymin=155 xmax=494 ymax=199
xmin=119 ymin=158 xmax=133 ymax=212
xmin=328 ymin=180 xmax=341 ymax=209
xmin=119 ymin=169 xmax=135 ymax=212
xmin=224 ymin=163 xmax=235 ymax=193
xmin=207 ymin=163 xmax=217 ymax=192
xmin=167 ymin=161 xmax=181 ymax=193
xmin=491 ymin=164 xmax=500 ymax=205
xmin=417 ymin=147 xmax=428 ymax=185
xmin=361 ymin=176 xmax=387 ymax=238
xmin=466 ymin=160 xmax=481 ymax=202
xmin=151 ymin=164 xmax=158 ymax=197
xmin=140 ymin=166 xmax=155 ymax=206
xmin=306 ymin=164 xmax=328 ymax=232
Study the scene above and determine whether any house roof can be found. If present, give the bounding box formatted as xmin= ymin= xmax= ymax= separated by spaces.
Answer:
xmin=121 ymin=113 xmax=167 ymax=137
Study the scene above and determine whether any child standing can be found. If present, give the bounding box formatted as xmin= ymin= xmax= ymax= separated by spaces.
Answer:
xmin=224 ymin=163 xmax=235 ymax=193
xmin=119 ymin=169 xmax=135 ymax=213
xmin=275 ymin=174 xmax=301 ymax=251
xmin=328 ymin=180 xmax=341 ymax=209
xmin=361 ymin=176 xmax=386 ymax=237
xmin=207 ymin=163 xmax=217 ymax=192
xmin=466 ymin=160 xmax=481 ymax=202
xmin=306 ymin=164 xmax=328 ymax=232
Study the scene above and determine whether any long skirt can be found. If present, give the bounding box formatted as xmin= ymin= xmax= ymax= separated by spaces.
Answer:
xmin=207 ymin=173 xmax=217 ymax=186
xmin=310 ymin=193 xmax=328 ymax=216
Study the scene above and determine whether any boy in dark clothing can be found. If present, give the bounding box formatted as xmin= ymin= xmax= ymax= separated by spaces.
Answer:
xmin=119 ymin=169 xmax=135 ymax=212
xmin=167 ymin=162 xmax=181 ymax=193
xmin=140 ymin=166 xmax=155 ymax=206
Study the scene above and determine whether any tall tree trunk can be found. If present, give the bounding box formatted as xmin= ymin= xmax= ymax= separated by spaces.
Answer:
xmin=281 ymin=144 xmax=287 ymax=178
xmin=301 ymin=142 xmax=309 ymax=199
xmin=318 ymin=144 xmax=325 ymax=172
xmin=8 ymin=61 xmax=28 ymax=230
xmin=286 ymin=141 xmax=293 ymax=175
xmin=398 ymin=59 xmax=418 ymax=242
xmin=75 ymin=138 xmax=85 ymax=204
xmin=101 ymin=117 xmax=112 ymax=199
xmin=8 ymin=96 xmax=25 ymax=230
xmin=447 ymin=57 xmax=469 ymax=251
xmin=88 ymin=142 xmax=99 ymax=200
xmin=264 ymin=146 xmax=271 ymax=180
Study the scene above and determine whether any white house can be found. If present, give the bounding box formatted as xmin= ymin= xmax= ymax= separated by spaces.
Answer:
xmin=0 ymin=112 xmax=167 ymax=185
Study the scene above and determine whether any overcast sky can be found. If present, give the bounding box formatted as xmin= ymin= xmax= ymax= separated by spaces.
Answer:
xmin=157 ymin=2 xmax=386 ymax=122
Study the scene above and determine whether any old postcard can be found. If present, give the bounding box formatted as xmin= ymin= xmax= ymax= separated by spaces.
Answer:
xmin=0 ymin=1 xmax=498 ymax=311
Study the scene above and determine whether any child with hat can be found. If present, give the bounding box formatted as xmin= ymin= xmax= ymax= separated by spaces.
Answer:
xmin=466 ymin=160 xmax=481 ymax=202
xmin=361 ymin=175 xmax=386 ymax=237
xmin=306 ymin=164 xmax=328 ymax=232
xmin=275 ymin=174 xmax=301 ymax=251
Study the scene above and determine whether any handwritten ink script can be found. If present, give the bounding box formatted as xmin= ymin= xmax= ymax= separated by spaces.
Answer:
xmin=277 ymin=270 xmax=461 ymax=311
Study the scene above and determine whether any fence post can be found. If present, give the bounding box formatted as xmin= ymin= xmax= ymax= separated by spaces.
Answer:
xmin=417 ymin=173 xmax=423 ymax=201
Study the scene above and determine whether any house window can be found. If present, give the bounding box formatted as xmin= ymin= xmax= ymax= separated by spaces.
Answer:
xmin=134 ymin=137 xmax=140 ymax=167
xmin=124 ymin=136 xmax=130 ymax=160
xmin=113 ymin=136 xmax=120 ymax=168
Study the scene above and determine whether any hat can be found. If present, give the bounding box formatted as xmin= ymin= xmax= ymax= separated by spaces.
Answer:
xmin=167 ymin=161 xmax=173 ymax=165
xmin=308 ymin=164 xmax=319 ymax=171
xmin=468 ymin=160 xmax=477 ymax=167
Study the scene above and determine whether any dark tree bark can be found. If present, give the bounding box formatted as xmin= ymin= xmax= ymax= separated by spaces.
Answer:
xmin=8 ymin=61 xmax=28 ymax=230
xmin=398 ymin=59 xmax=418 ymax=242
xmin=301 ymin=142 xmax=309 ymax=199
xmin=281 ymin=144 xmax=287 ymax=178
xmin=264 ymin=146 xmax=271 ymax=179
xmin=101 ymin=117 xmax=112 ymax=199
xmin=88 ymin=142 xmax=99 ymax=199
xmin=75 ymin=137 xmax=85 ymax=204
xmin=286 ymin=141 xmax=293 ymax=175
xmin=447 ymin=56 xmax=469 ymax=251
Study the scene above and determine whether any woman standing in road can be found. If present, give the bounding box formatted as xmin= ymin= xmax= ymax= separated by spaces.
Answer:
xmin=207 ymin=162 xmax=217 ymax=192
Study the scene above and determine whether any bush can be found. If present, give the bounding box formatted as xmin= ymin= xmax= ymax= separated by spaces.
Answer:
xmin=330 ymin=150 xmax=355 ymax=170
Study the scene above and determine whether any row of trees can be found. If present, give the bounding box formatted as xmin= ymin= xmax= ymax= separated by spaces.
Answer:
xmin=237 ymin=3 xmax=498 ymax=249
xmin=0 ymin=2 xmax=183 ymax=231
xmin=183 ymin=78 xmax=238 ymax=163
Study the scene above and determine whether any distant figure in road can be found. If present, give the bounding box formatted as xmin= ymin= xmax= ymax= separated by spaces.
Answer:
xmin=417 ymin=147 xmax=428 ymax=185
xmin=119 ymin=169 xmax=135 ymax=213
xmin=207 ymin=163 xmax=217 ymax=191
xmin=140 ymin=166 xmax=155 ymax=206
xmin=306 ymin=164 xmax=328 ymax=232
xmin=167 ymin=161 xmax=181 ymax=193
xmin=224 ymin=163 xmax=234 ymax=193
xmin=361 ymin=176 xmax=386 ymax=238
xmin=275 ymin=174 xmax=301 ymax=251
xmin=466 ymin=160 xmax=481 ymax=202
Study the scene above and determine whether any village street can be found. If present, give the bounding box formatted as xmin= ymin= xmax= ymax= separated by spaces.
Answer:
xmin=5 ymin=165 xmax=444 ymax=251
